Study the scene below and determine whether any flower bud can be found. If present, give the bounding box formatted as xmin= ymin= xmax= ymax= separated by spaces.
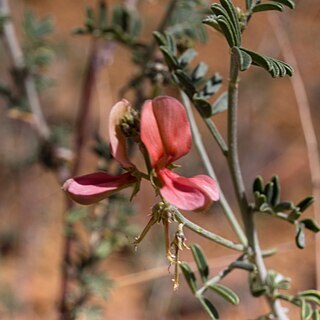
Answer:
xmin=120 ymin=108 xmax=140 ymax=138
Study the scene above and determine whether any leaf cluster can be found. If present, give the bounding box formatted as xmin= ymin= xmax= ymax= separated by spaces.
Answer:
xmin=234 ymin=47 xmax=294 ymax=77
xmin=180 ymin=244 xmax=245 ymax=319
xmin=252 ymin=176 xmax=319 ymax=249
xmin=166 ymin=0 xmax=210 ymax=48
xmin=154 ymin=31 xmax=227 ymax=118
xmin=73 ymin=3 xmax=141 ymax=48
xmin=277 ymin=290 xmax=320 ymax=320
xmin=249 ymin=271 xmax=320 ymax=319
xmin=249 ymin=269 xmax=290 ymax=298
xmin=203 ymin=0 xmax=242 ymax=48
xmin=203 ymin=0 xmax=294 ymax=77
xmin=248 ymin=270 xmax=319 ymax=319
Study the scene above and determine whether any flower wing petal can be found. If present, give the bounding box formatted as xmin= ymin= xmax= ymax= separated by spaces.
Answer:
xmin=109 ymin=99 xmax=134 ymax=168
xmin=141 ymin=96 xmax=192 ymax=167
xmin=63 ymin=172 xmax=137 ymax=205
xmin=158 ymin=168 xmax=219 ymax=211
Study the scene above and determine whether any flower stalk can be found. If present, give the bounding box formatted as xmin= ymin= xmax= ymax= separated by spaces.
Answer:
xmin=173 ymin=207 xmax=245 ymax=252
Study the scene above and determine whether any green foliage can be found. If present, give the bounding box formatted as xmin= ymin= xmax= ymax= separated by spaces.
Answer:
xmin=277 ymin=289 xmax=320 ymax=320
xmin=240 ymin=48 xmax=293 ymax=77
xmin=66 ymin=207 xmax=88 ymax=223
xmin=207 ymin=283 xmax=240 ymax=305
xmin=0 ymin=10 xmax=55 ymax=111
xmin=204 ymin=0 xmax=241 ymax=48
xmin=81 ymin=273 xmax=112 ymax=299
xmin=112 ymin=5 xmax=141 ymax=39
xmin=155 ymin=31 xmax=224 ymax=118
xmin=295 ymin=223 xmax=305 ymax=249
xmin=166 ymin=0 xmax=209 ymax=46
xmin=23 ymin=10 xmax=55 ymax=73
xmin=180 ymin=261 xmax=198 ymax=294
xmin=203 ymin=0 xmax=294 ymax=78
xmin=74 ymin=3 xmax=141 ymax=47
xmin=64 ymin=193 xmax=136 ymax=317
xmin=0 ymin=13 xmax=10 ymax=33
xmin=249 ymin=272 xmax=268 ymax=297
xmin=232 ymin=46 xmax=252 ymax=71
xmin=251 ymin=0 xmax=295 ymax=13
xmin=198 ymin=297 xmax=219 ymax=319
xmin=191 ymin=244 xmax=209 ymax=282
xmin=92 ymin=134 xmax=112 ymax=165
xmin=180 ymin=244 xmax=241 ymax=319
xmin=76 ymin=305 xmax=103 ymax=320
xmin=249 ymin=269 xmax=291 ymax=300
xmin=230 ymin=46 xmax=294 ymax=78
xmin=0 ymin=283 xmax=22 ymax=313
xmin=252 ymin=176 xmax=319 ymax=249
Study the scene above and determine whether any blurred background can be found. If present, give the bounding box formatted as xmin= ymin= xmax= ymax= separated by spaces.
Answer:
xmin=0 ymin=0 xmax=319 ymax=319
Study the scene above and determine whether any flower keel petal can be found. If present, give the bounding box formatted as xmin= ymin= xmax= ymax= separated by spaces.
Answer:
xmin=63 ymin=172 xmax=137 ymax=205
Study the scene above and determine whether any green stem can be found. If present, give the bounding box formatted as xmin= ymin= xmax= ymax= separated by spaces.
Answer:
xmin=227 ymin=53 xmax=251 ymax=238
xmin=180 ymin=91 xmax=247 ymax=246
xmin=227 ymin=51 xmax=288 ymax=320
xmin=173 ymin=208 xmax=245 ymax=252
xmin=204 ymin=118 xmax=229 ymax=156
xmin=196 ymin=254 xmax=245 ymax=296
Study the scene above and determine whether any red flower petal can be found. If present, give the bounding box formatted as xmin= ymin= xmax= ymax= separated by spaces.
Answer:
xmin=109 ymin=99 xmax=134 ymax=168
xmin=140 ymin=99 xmax=164 ymax=167
xmin=63 ymin=172 xmax=137 ymax=205
xmin=157 ymin=168 xmax=219 ymax=211
xmin=141 ymin=96 xmax=191 ymax=168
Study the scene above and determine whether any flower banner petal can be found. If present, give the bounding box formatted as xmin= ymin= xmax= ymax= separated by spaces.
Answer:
xmin=141 ymin=96 xmax=192 ymax=168
xmin=152 ymin=96 xmax=192 ymax=164
xmin=140 ymin=99 xmax=164 ymax=167
xmin=63 ymin=172 xmax=137 ymax=205
xmin=109 ymin=99 xmax=134 ymax=168
xmin=157 ymin=168 xmax=219 ymax=211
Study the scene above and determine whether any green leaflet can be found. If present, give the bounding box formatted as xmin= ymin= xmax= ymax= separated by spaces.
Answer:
xmin=191 ymin=244 xmax=209 ymax=282
xmin=252 ymin=2 xmax=284 ymax=12
xmin=180 ymin=262 xmax=197 ymax=294
xmin=207 ymin=283 xmax=240 ymax=305
xmin=241 ymin=48 xmax=294 ymax=77
xmin=198 ymin=297 xmax=220 ymax=319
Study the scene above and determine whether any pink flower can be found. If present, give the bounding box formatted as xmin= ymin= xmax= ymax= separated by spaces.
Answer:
xmin=63 ymin=96 xmax=219 ymax=211
xmin=140 ymin=96 xmax=219 ymax=211
xmin=63 ymin=99 xmax=138 ymax=205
